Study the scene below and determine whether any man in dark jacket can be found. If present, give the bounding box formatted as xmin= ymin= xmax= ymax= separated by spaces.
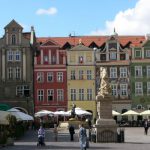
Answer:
xmin=69 ymin=125 xmax=75 ymax=141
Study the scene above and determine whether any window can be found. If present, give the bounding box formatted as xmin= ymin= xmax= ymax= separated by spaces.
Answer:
xmin=110 ymin=52 xmax=117 ymax=60
xmin=71 ymin=70 xmax=76 ymax=80
xmin=135 ymin=50 xmax=141 ymax=58
xmin=147 ymin=82 xmax=150 ymax=95
xmin=135 ymin=66 xmax=142 ymax=78
xmin=57 ymin=89 xmax=64 ymax=101
xmin=79 ymin=89 xmax=84 ymax=100
xmin=110 ymin=67 xmax=117 ymax=78
xmin=7 ymin=50 xmax=13 ymax=61
xmin=47 ymin=72 xmax=53 ymax=82
xmin=120 ymin=67 xmax=127 ymax=78
xmin=120 ymin=84 xmax=128 ymax=96
xmin=87 ymin=89 xmax=92 ymax=100
xmin=15 ymin=67 xmax=21 ymax=79
xmin=111 ymin=84 xmax=117 ymax=96
xmin=44 ymin=56 xmax=48 ymax=62
xmin=47 ymin=89 xmax=54 ymax=101
xmin=57 ymin=72 xmax=63 ymax=82
xmin=87 ymin=70 xmax=92 ymax=80
xmin=120 ymin=54 xmax=126 ymax=60
xmin=38 ymin=90 xmax=44 ymax=101
xmin=79 ymin=56 xmax=83 ymax=63
xmin=79 ymin=70 xmax=84 ymax=80
xmin=16 ymin=85 xmax=30 ymax=97
xmin=37 ymin=72 xmax=44 ymax=82
xmin=12 ymin=34 xmax=16 ymax=45
xmin=71 ymin=89 xmax=76 ymax=101
xmin=8 ymin=67 xmax=13 ymax=79
xmin=52 ymin=55 xmax=56 ymax=64
xmin=147 ymin=66 xmax=150 ymax=77
xmin=15 ymin=50 xmax=21 ymax=61
xmin=108 ymin=42 xmax=117 ymax=49
xmin=135 ymin=82 xmax=143 ymax=95
xmin=146 ymin=50 xmax=150 ymax=57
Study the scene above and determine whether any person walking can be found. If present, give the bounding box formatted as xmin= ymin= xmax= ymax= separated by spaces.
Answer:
xmin=69 ymin=125 xmax=75 ymax=141
xmin=53 ymin=124 xmax=58 ymax=141
xmin=144 ymin=119 xmax=149 ymax=135
xmin=78 ymin=124 xmax=87 ymax=150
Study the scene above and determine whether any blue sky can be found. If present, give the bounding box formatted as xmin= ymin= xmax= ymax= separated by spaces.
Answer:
xmin=0 ymin=0 xmax=150 ymax=37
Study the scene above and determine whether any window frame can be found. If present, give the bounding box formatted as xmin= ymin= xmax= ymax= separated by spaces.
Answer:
xmin=120 ymin=84 xmax=128 ymax=96
xmin=79 ymin=89 xmax=84 ymax=100
xmin=135 ymin=66 xmax=142 ymax=78
xmin=57 ymin=72 xmax=63 ymax=82
xmin=57 ymin=89 xmax=64 ymax=101
xmin=38 ymin=89 xmax=44 ymax=101
xmin=135 ymin=82 xmax=143 ymax=96
xmin=47 ymin=89 xmax=54 ymax=101
xmin=120 ymin=67 xmax=127 ymax=78
xmin=110 ymin=67 xmax=117 ymax=78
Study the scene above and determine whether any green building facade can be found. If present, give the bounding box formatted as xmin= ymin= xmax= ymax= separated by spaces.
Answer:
xmin=131 ymin=36 xmax=150 ymax=110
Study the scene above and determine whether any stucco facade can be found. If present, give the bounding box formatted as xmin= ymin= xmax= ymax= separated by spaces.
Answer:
xmin=67 ymin=43 xmax=97 ymax=119
xmin=0 ymin=20 xmax=35 ymax=114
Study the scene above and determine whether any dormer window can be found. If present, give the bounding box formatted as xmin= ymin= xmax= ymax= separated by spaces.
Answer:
xmin=12 ymin=34 xmax=16 ymax=45
xmin=108 ymin=42 xmax=117 ymax=49
xmin=110 ymin=52 xmax=117 ymax=60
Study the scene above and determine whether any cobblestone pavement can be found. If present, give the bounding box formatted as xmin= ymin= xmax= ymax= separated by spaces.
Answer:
xmin=1 ymin=127 xmax=150 ymax=150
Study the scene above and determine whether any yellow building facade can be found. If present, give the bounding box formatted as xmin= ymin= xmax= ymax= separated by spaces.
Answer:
xmin=67 ymin=43 xmax=97 ymax=119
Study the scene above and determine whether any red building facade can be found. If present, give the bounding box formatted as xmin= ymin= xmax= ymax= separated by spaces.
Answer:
xmin=34 ymin=39 xmax=67 ymax=112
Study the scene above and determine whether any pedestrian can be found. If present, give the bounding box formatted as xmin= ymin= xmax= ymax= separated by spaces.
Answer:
xmin=53 ymin=124 xmax=58 ymax=141
xmin=37 ymin=125 xmax=45 ymax=145
xmin=69 ymin=125 xmax=75 ymax=141
xmin=78 ymin=124 xmax=87 ymax=150
xmin=144 ymin=119 xmax=149 ymax=135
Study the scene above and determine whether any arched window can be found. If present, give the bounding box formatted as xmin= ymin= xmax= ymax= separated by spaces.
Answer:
xmin=12 ymin=34 xmax=16 ymax=45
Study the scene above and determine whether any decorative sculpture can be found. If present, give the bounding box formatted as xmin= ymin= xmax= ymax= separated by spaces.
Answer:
xmin=97 ymin=67 xmax=112 ymax=99
xmin=71 ymin=103 xmax=76 ymax=118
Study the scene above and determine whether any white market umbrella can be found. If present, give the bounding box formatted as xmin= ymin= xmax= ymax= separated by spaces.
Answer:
xmin=35 ymin=110 xmax=54 ymax=117
xmin=140 ymin=110 xmax=150 ymax=115
xmin=122 ymin=110 xmax=139 ymax=116
xmin=68 ymin=107 xmax=92 ymax=116
xmin=54 ymin=111 xmax=70 ymax=116
xmin=112 ymin=110 xmax=121 ymax=116
xmin=7 ymin=108 xmax=34 ymax=121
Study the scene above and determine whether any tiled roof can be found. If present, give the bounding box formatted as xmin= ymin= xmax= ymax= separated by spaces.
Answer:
xmin=37 ymin=36 xmax=145 ymax=48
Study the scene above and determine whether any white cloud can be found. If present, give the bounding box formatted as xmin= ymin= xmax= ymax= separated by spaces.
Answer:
xmin=91 ymin=0 xmax=150 ymax=35
xmin=36 ymin=7 xmax=57 ymax=15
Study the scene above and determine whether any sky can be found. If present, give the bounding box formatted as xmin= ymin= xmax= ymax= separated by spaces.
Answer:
xmin=0 ymin=0 xmax=150 ymax=37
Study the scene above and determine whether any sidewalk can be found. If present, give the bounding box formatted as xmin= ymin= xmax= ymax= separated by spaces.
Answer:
xmin=1 ymin=127 xmax=150 ymax=150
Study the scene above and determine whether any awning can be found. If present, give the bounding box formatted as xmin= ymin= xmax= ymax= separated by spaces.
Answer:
xmin=0 ymin=104 xmax=11 ymax=111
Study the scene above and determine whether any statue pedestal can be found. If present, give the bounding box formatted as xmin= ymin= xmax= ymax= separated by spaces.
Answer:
xmin=95 ymin=119 xmax=117 ymax=142
xmin=95 ymin=95 xmax=117 ymax=142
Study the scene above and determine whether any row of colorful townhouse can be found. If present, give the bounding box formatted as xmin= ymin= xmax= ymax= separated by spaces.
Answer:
xmin=0 ymin=20 xmax=150 ymax=119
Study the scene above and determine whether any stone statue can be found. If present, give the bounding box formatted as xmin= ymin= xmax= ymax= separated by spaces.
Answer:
xmin=97 ymin=67 xmax=112 ymax=99
xmin=71 ymin=103 xmax=76 ymax=118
